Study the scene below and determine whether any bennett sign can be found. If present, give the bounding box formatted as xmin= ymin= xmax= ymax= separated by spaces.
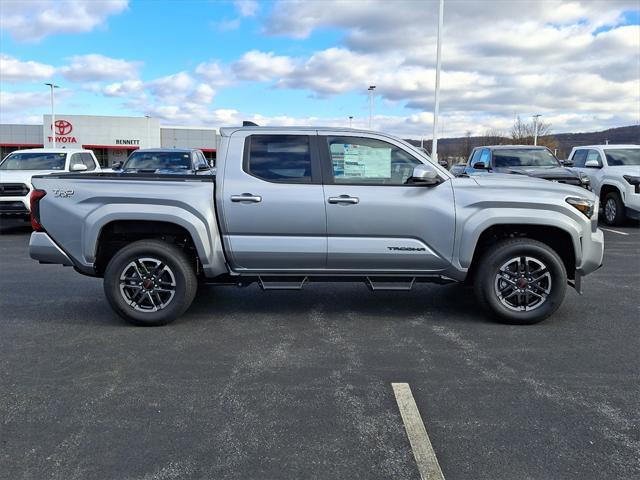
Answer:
xmin=48 ymin=119 xmax=77 ymax=143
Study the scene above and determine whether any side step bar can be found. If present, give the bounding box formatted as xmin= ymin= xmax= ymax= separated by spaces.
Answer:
xmin=258 ymin=276 xmax=308 ymax=290
xmin=366 ymin=277 xmax=415 ymax=291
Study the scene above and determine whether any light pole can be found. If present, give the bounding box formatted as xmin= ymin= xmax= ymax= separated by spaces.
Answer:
xmin=532 ymin=113 xmax=542 ymax=146
xmin=44 ymin=83 xmax=60 ymax=148
xmin=349 ymin=116 xmax=353 ymax=128
xmin=368 ymin=85 xmax=376 ymax=129
xmin=145 ymin=114 xmax=151 ymax=147
xmin=431 ymin=0 xmax=444 ymax=163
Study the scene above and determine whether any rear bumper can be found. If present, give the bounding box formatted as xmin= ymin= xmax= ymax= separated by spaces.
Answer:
xmin=29 ymin=232 xmax=74 ymax=266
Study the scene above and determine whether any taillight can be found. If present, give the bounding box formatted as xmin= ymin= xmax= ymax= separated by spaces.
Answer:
xmin=30 ymin=189 xmax=46 ymax=231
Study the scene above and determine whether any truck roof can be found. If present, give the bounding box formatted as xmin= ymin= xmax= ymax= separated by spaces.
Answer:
xmin=572 ymin=144 xmax=639 ymax=149
xmin=219 ymin=126 xmax=390 ymax=137
xmin=476 ymin=145 xmax=550 ymax=150
xmin=130 ymin=148 xmax=199 ymax=153
xmin=9 ymin=148 xmax=91 ymax=154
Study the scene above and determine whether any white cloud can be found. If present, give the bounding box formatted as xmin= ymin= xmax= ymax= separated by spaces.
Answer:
xmin=60 ymin=54 xmax=141 ymax=82
xmin=234 ymin=0 xmax=259 ymax=17
xmin=0 ymin=54 xmax=55 ymax=82
xmin=102 ymin=80 xmax=144 ymax=97
xmin=231 ymin=50 xmax=295 ymax=81
xmin=0 ymin=0 xmax=128 ymax=42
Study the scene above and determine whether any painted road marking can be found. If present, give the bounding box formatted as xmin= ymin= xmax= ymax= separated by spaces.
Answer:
xmin=600 ymin=228 xmax=629 ymax=236
xmin=392 ymin=383 xmax=445 ymax=480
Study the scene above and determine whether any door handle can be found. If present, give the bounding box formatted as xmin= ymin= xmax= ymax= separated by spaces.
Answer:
xmin=328 ymin=195 xmax=359 ymax=204
xmin=231 ymin=193 xmax=262 ymax=203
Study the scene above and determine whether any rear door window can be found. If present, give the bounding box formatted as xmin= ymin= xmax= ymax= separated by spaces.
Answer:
xmin=245 ymin=135 xmax=313 ymax=183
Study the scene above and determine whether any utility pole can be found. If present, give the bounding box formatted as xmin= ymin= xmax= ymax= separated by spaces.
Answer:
xmin=532 ymin=113 xmax=542 ymax=146
xmin=44 ymin=83 xmax=60 ymax=148
xmin=368 ymin=85 xmax=376 ymax=129
xmin=431 ymin=0 xmax=444 ymax=162
xmin=349 ymin=116 xmax=353 ymax=128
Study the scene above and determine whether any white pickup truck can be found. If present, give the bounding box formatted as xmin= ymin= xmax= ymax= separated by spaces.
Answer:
xmin=0 ymin=148 xmax=101 ymax=222
xmin=567 ymin=144 xmax=640 ymax=225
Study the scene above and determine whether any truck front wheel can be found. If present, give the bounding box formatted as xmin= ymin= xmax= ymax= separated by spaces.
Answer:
xmin=473 ymin=238 xmax=567 ymax=325
xmin=103 ymin=239 xmax=197 ymax=326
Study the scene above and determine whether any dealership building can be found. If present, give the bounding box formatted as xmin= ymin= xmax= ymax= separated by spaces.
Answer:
xmin=0 ymin=114 xmax=219 ymax=167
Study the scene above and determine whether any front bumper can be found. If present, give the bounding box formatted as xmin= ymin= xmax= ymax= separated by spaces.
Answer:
xmin=0 ymin=196 xmax=30 ymax=217
xmin=574 ymin=227 xmax=604 ymax=292
xmin=29 ymin=232 xmax=74 ymax=266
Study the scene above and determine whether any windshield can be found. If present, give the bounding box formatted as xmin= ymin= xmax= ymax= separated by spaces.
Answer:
xmin=0 ymin=152 xmax=67 ymax=170
xmin=604 ymin=149 xmax=640 ymax=166
xmin=123 ymin=151 xmax=192 ymax=170
xmin=493 ymin=149 xmax=560 ymax=168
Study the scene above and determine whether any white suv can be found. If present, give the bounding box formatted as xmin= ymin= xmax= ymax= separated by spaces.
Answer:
xmin=0 ymin=148 xmax=101 ymax=222
xmin=568 ymin=145 xmax=640 ymax=225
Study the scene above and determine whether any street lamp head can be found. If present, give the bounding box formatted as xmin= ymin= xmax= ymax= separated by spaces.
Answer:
xmin=368 ymin=85 xmax=376 ymax=91
xmin=44 ymin=83 xmax=60 ymax=88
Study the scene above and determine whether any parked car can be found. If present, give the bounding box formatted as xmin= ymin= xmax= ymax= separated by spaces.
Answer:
xmin=28 ymin=127 xmax=603 ymax=326
xmin=0 ymin=148 xmax=100 ymax=222
xmin=112 ymin=148 xmax=212 ymax=174
xmin=567 ymin=145 xmax=640 ymax=225
xmin=464 ymin=145 xmax=591 ymax=188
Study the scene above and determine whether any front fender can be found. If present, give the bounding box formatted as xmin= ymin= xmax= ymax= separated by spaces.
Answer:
xmin=455 ymin=205 xmax=583 ymax=270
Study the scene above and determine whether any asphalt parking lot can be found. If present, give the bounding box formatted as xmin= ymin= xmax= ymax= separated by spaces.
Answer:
xmin=1 ymin=220 xmax=638 ymax=480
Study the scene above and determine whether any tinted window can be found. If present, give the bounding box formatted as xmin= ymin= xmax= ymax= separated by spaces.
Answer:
xmin=572 ymin=149 xmax=588 ymax=167
xmin=195 ymin=151 xmax=209 ymax=169
xmin=604 ymin=149 xmax=639 ymax=166
xmin=327 ymin=136 xmax=421 ymax=185
xmin=247 ymin=135 xmax=312 ymax=183
xmin=124 ymin=151 xmax=192 ymax=171
xmin=469 ymin=148 xmax=482 ymax=165
xmin=81 ymin=153 xmax=96 ymax=171
xmin=0 ymin=152 xmax=67 ymax=170
xmin=493 ymin=148 xmax=559 ymax=168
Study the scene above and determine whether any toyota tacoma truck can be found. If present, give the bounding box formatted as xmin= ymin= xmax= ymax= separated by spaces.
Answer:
xmin=28 ymin=127 xmax=604 ymax=326
xmin=0 ymin=148 xmax=100 ymax=222
xmin=567 ymin=144 xmax=640 ymax=225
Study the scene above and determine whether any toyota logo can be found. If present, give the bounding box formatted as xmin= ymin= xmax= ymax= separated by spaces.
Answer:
xmin=54 ymin=120 xmax=73 ymax=136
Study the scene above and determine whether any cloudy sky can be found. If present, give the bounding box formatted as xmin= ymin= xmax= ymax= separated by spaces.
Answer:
xmin=1 ymin=0 xmax=638 ymax=138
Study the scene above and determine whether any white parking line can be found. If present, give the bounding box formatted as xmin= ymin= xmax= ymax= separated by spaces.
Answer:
xmin=600 ymin=228 xmax=629 ymax=236
xmin=392 ymin=383 xmax=445 ymax=480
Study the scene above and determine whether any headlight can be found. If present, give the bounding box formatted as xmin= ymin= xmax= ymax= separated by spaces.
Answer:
xmin=566 ymin=196 xmax=595 ymax=218
xmin=623 ymin=175 xmax=640 ymax=194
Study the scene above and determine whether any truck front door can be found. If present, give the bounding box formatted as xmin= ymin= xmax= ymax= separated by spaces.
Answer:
xmin=219 ymin=132 xmax=327 ymax=271
xmin=320 ymin=134 xmax=455 ymax=272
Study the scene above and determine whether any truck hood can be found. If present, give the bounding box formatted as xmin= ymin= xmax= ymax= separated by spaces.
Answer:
xmin=120 ymin=168 xmax=195 ymax=175
xmin=603 ymin=165 xmax=640 ymax=177
xmin=470 ymin=172 xmax=594 ymax=198
xmin=494 ymin=165 xmax=580 ymax=181
xmin=0 ymin=170 xmax=61 ymax=187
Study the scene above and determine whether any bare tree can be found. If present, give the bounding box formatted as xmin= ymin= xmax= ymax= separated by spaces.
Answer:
xmin=510 ymin=116 xmax=552 ymax=145
xmin=484 ymin=127 xmax=506 ymax=145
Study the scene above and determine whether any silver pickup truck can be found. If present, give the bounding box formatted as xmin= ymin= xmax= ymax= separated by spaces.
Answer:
xmin=28 ymin=126 xmax=604 ymax=326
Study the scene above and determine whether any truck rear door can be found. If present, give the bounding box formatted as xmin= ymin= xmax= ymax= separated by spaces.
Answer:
xmin=219 ymin=131 xmax=327 ymax=271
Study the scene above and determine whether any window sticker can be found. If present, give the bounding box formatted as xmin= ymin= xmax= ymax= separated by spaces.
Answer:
xmin=333 ymin=143 xmax=391 ymax=178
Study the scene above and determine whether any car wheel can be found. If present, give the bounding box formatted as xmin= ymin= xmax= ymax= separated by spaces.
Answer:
xmin=603 ymin=191 xmax=624 ymax=226
xmin=474 ymin=238 xmax=567 ymax=325
xmin=104 ymin=239 xmax=197 ymax=326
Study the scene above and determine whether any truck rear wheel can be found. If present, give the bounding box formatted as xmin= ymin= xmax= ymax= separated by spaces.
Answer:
xmin=473 ymin=238 xmax=567 ymax=325
xmin=104 ymin=239 xmax=197 ymax=326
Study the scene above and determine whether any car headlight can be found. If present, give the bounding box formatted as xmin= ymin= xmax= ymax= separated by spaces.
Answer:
xmin=566 ymin=196 xmax=595 ymax=218
xmin=623 ymin=175 xmax=640 ymax=193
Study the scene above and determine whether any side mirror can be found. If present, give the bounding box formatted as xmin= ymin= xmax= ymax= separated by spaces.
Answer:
xmin=196 ymin=164 xmax=211 ymax=171
xmin=585 ymin=159 xmax=601 ymax=168
xmin=561 ymin=159 xmax=573 ymax=166
xmin=410 ymin=165 xmax=441 ymax=186
xmin=438 ymin=159 xmax=448 ymax=167
xmin=473 ymin=161 xmax=489 ymax=170
xmin=70 ymin=163 xmax=88 ymax=172
xmin=111 ymin=162 xmax=123 ymax=170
